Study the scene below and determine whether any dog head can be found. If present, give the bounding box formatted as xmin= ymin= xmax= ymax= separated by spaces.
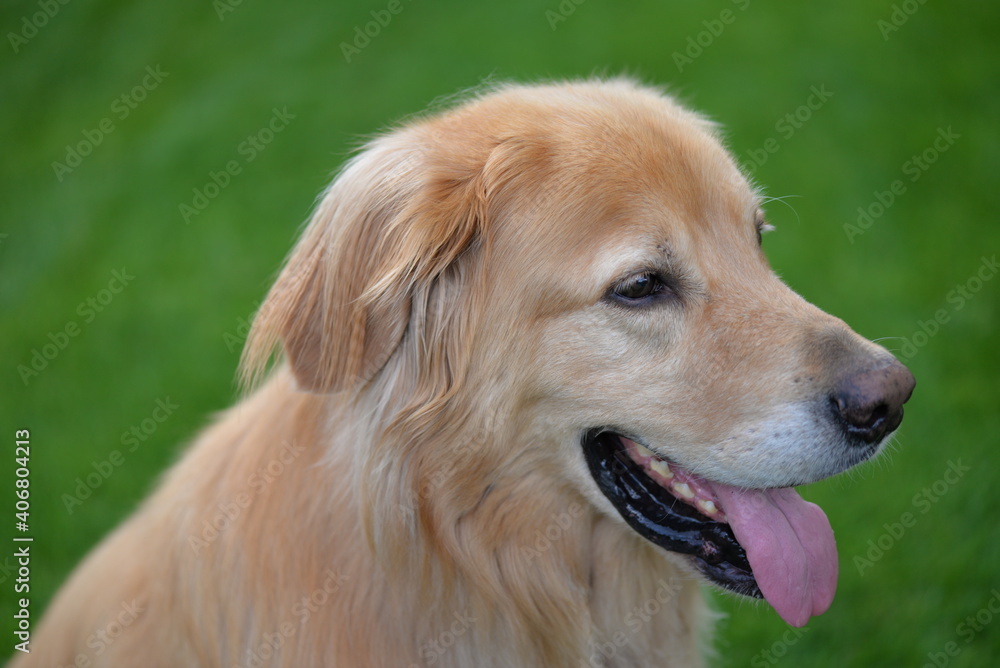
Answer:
xmin=245 ymin=79 xmax=914 ymax=628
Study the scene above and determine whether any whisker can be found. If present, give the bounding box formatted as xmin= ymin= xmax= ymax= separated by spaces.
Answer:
xmin=759 ymin=194 xmax=802 ymax=224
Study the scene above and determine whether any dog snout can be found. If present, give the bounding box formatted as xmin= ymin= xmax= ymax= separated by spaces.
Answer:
xmin=829 ymin=360 xmax=916 ymax=445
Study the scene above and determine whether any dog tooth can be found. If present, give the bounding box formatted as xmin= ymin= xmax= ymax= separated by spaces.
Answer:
xmin=632 ymin=443 xmax=655 ymax=459
xmin=649 ymin=458 xmax=674 ymax=479
xmin=698 ymin=499 xmax=719 ymax=516
xmin=673 ymin=482 xmax=694 ymax=500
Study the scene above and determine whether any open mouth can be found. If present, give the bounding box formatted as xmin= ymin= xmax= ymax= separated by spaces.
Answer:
xmin=582 ymin=429 xmax=838 ymax=627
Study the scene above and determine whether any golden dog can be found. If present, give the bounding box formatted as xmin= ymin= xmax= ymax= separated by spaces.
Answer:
xmin=18 ymin=79 xmax=914 ymax=667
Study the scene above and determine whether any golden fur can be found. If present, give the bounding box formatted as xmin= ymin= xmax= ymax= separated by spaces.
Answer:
xmin=18 ymin=78 xmax=905 ymax=667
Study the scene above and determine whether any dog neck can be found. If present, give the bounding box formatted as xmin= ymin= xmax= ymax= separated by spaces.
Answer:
xmin=330 ymin=372 xmax=713 ymax=667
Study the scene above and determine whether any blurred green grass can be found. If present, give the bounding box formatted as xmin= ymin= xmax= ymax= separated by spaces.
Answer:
xmin=2 ymin=0 xmax=998 ymax=665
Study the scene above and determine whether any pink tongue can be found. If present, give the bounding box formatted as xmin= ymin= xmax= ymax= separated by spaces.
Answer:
xmin=710 ymin=483 xmax=838 ymax=627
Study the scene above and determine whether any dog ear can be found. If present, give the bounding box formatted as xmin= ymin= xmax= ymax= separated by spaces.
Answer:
xmin=242 ymin=137 xmax=488 ymax=394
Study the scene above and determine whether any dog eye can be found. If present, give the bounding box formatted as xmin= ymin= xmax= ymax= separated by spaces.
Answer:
xmin=610 ymin=273 xmax=666 ymax=304
xmin=755 ymin=212 xmax=774 ymax=246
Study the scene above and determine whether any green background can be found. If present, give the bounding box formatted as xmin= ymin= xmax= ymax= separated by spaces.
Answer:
xmin=2 ymin=0 xmax=998 ymax=665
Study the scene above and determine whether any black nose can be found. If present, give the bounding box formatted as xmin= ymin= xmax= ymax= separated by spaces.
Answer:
xmin=830 ymin=360 xmax=916 ymax=445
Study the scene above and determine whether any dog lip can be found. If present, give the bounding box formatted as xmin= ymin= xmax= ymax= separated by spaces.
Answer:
xmin=585 ymin=430 xmax=840 ymax=627
xmin=621 ymin=437 xmax=727 ymax=522
xmin=581 ymin=429 xmax=762 ymax=599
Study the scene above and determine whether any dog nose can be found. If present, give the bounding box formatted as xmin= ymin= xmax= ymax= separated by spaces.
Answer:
xmin=830 ymin=360 xmax=916 ymax=445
